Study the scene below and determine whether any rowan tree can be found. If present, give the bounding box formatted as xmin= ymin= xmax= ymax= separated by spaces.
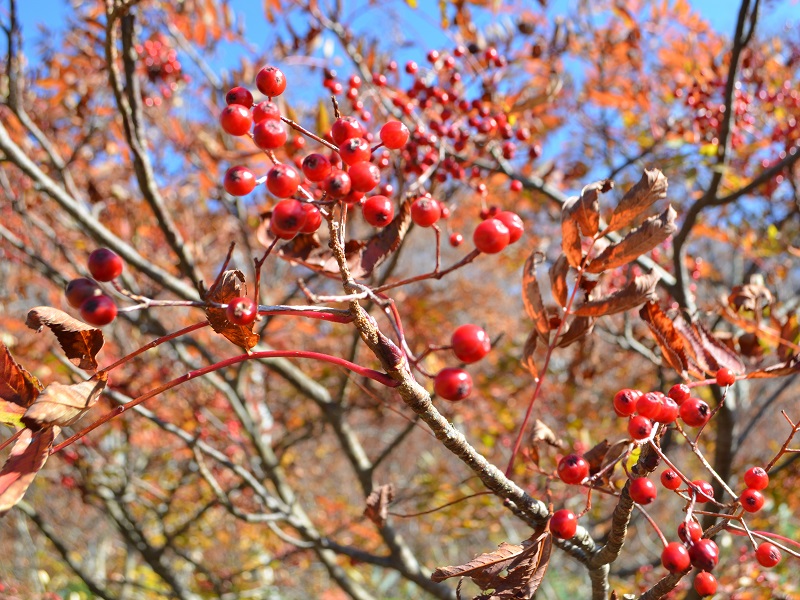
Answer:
xmin=1 ymin=1 xmax=799 ymax=599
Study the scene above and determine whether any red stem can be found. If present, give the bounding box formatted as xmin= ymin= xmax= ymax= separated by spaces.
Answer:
xmin=102 ymin=322 xmax=209 ymax=373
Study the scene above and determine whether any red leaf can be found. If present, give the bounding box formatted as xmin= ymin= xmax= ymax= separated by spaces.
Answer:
xmin=26 ymin=307 xmax=105 ymax=371
xmin=0 ymin=427 xmax=58 ymax=517
xmin=0 ymin=343 xmax=43 ymax=408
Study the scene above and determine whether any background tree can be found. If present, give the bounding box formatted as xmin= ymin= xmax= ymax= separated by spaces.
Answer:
xmin=0 ymin=0 xmax=799 ymax=599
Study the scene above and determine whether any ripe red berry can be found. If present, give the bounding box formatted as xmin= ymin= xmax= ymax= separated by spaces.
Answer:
xmin=253 ymin=100 xmax=281 ymax=123
xmin=678 ymin=520 xmax=703 ymax=543
xmin=451 ymin=324 xmax=491 ymax=364
xmin=660 ymin=469 xmax=682 ymax=490
xmin=613 ymin=389 xmax=641 ymax=417
xmin=510 ymin=179 xmax=523 ymax=192
xmin=339 ymin=137 xmax=371 ymax=165
xmin=299 ymin=204 xmax=322 ymax=234
xmin=661 ymin=542 xmax=691 ymax=573
xmin=302 ymin=153 xmax=332 ymax=182
xmin=331 ymin=116 xmax=365 ymax=145
xmin=691 ymin=480 xmax=715 ymax=503
xmin=322 ymin=170 xmax=352 ymax=198
xmin=255 ymin=65 xmax=287 ymax=97
xmin=80 ymin=295 xmax=117 ymax=326
xmin=253 ymin=119 xmax=287 ymax=149
xmin=379 ymin=120 xmax=410 ymax=149
xmin=550 ymin=509 xmax=577 ymax=539
xmin=348 ymin=161 xmax=381 ymax=192
xmin=655 ymin=396 xmax=680 ymax=424
xmin=743 ymin=466 xmax=769 ymax=490
xmin=226 ymin=297 xmax=258 ymax=326
xmin=689 ymin=538 xmax=719 ymax=571
xmin=434 ymin=368 xmax=472 ymax=401
xmin=449 ymin=232 xmax=463 ymax=247
xmin=473 ymin=218 xmax=510 ymax=254
xmin=271 ymin=199 xmax=307 ymax=237
xmin=411 ymin=196 xmax=442 ymax=227
xmin=558 ymin=454 xmax=589 ymax=485
xmin=225 ymin=86 xmax=253 ymax=108
xmin=224 ymin=166 xmax=257 ymax=196
xmin=65 ymin=278 xmax=101 ymax=308
xmin=362 ymin=195 xmax=394 ymax=227
xmin=629 ymin=477 xmax=657 ymax=504
xmin=755 ymin=542 xmax=781 ymax=567
xmin=679 ymin=397 xmax=711 ymax=427
xmin=637 ymin=392 xmax=664 ymax=419
xmin=494 ymin=211 xmax=524 ymax=243
xmin=668 ymin=383 xmax=691 ymax=405
xmin=693 ymin=571 xmax=717 ymax=596
xmin=88 ymin=248 xmax=124 ymax=282
xmin=716 ymin=367 xmax=736 ymax=387
xmin=266 ymin=164 xmax=300 ymax=198
xmin=219 ymin=104 xmax=253 ymax=136
xmin=739 ymin=488 xmax=764 ymax=512
xmin=628 ymin=415 xmax=653 ymax=440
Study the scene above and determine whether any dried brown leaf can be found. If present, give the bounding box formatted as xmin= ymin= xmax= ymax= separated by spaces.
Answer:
xmin=673 ymin=315 xmax=712 ymax=375
xmin=728 ymin=279 xmax=773 ymax=313
xmin=572 ymin=272 xmax=660 ymax=317
xmin=597 ymin=440 xmax=631 ymax=486
xmin=574 ymin=179 xmax=612 ymax=237
xmin=586 ymin=205 xmax=677 ymax=274
xmin=0 ymin=400 xmax=26 ymax=428
xmin=475 ymin=532 xmax=551 ymax=599
xmin=556 ymin=316 xmax=595 ymax=348
xmin=0 ymin=343 xmax=43 ymax=408
xmin=606 ymin=168 xmax=668 ymax=233
xmin=364 ymin=483 xmax=395 ymax=528
xmin=747 ymin=355 xmax=800 ymax=379
xmin=694 ymin=321 xmax=746 ymax=376
xmin=528 ymin=420 xmax=563 ymax=466
xmin=561 ymin=197 xmax=584 ymax=268
xmin=26 ymin=307 xmax=105 ymax=371
xmin=549 ymin=254 xmax=570 ymax=308
xmin=639 ymin=302 xmax=690 ymax=377
xmin=22 ymin=374 xmax=107 ymax=430
xmin=431 ymin=541 xmax=526 ymax=583
xmin=0 ymin=427 xmax=58 ymax=517
xmin=522 ymin=252 xmax=550 ymax=343
xmin=583 ymin=439 xmax=610 ymax=473
xmin=521 ymin=330 xmax=539 ymax=380
xmin=204 ymin=270 xmax=259 ymax=351
xmin=779 ymin=313 xmax=799 ymax=361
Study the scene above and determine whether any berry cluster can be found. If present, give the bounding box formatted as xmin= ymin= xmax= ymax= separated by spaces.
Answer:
xmin=65 ymin=248 xmax=124 ymax=326
xmin=134 ymin=34 xmax=187 ymax=106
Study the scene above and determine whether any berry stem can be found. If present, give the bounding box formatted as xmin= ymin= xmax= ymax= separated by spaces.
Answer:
xmin=765 ymin=410 xmax=800 ymax=470
xmin=373 ymin=249 xmax=480 ymax=293
xmin=280 ymin=116 xmax=340 ymax=152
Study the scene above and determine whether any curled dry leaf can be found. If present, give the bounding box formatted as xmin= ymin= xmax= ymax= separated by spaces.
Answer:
xmin=639 ymin=302 xmax=691 ymax=378
xmin=572 ymin=272 xmax=660 ymax=317
xmin=0 ymin=426 xmax=58 ymax=517
xmin=555 ymin=316 xmax=595 ymax=348
xmin=22 ymin=373 xmax=108 ymax=430
xmin=673 ymin=316 xmax=746 ymax=377
xmin=521 ymin=330 xmax=539 ymax=380
xmin=549 ymin=254 xmax=570 ymax=308
xmin=204 ymin=270 xmax=259 ymax=351
xmin=778 ymin=313 xmax=799 ymax=361
xmin=364 ymin=483 xmax=395 ymax=528
xmin=574 ymin=179 xmax=612 ymax=237
xmin=522 ymin=251 xmax=550 ymax=343
xmin=747 ymin=354 xmax=800 ymax=379
xmin=432 ymin=541 xmax=526 ymax=584
xmin=728 ymin=276 xmax=773 ymax=313
xmin=528 ymin=419 xmax=563 ymax=466
xmin=0 ymin=343 xmax=43 ymax=408
xmin=606 ymin=168 xmax=668 ymax=233
xmin=586 ymin=205 xmax=677 ymax=274
xmin=26 ymin=307 xmax=104 ymax=371
xmin=560 ymin=197 xmax=584 ymax=268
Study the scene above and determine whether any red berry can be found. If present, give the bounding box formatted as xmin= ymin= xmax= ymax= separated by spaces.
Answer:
xmin=691 ymin=480 xmax=715 ymax=503
xmin=661 ymin=469 xmax=682 ymax=490
xmin=628 ymin=415 xmax=653 ymax=440
xmin=342 ymin=190 xmax=365 ymax=207
xmin=80 ymin=295 xmax=117 ymax=326
xmin=253 ymin=100 xmax=281 ymax=123
xmin=451 ymin=324 xmax=491 ymax=363
xmin=380 ymin=120 xmax=410 ymax=149
xmin=427 ymin=49 xmax=440 ymax=63
xmin=680 ymin=397 xmax=711 ymax=427
xmin=331 ymin=116 xmax=365 ymax=145
xmin=739 ymin=488 xmax=764 ymax=512
xmin=88 ymin=248 xmax=123 ymax=282
xmin=266 ymin=164 xmax=300 ymax=198
xmin=661 ymin=542 xmax=691 ymax=573
xmin=225 ymin=86 xmax=253 ymax=108
xmin=449 ymin=233 xmax=463 ymax=247
xmin=629 ymin=477 xmax=657 ymax=504
xmin=339 ymin=137 xmax=371 ymax=165
xmin=510 ymin=179 xmax=523 ymax=192
xmin=743 ymin=466 xmax=769 ymax=490
xmin=299 ymin=204 xmax=322 ymax=234
xmin=689 ymin=538 xmax=719 ymax=571
xmin=637 ymin=392 xmax=664 ymax=419
xmin=219 ymin=104 xmax=253 ymax=136
xmin=271 ymin=199 xmax=307 ymax=235
xmin=655 ymin=397 xmax=680 ymax=424
xmin=755 ymin=542 xmax=781 ymax=567
xmin=322 ymin=170 xmax=352 ymax=198
xmin=668 ymin=383 xmax=691 ymax=405
xmin=224 ymin=166 xmax=257 ymax=196
xmin=473 ymin=218 xmax=510 ymax=254
xmin=362 ymin=195 xmax=394 ymax=227
xmin=613 ymin=389 xmax=641 ymax=417
xmin=348 ymin=161 xmax=381 ymax=192
xmin=550 ymin=509 xmax=577 ymax=539
xmin=226 ymin=296 xmax=257 ymax=326
xmin=65 ymin=278 xmax=101 ymax=308
xmin=557 ymin=454 xmax=589 ymax=485
xmin=494 ymin=211 xmax=524 ymax=243
xmin=693 ymin=572 xmax=717 ymax=596
xmin=411 ymin=197 xmax=442 ymax=227
xmin=434 ymin=368 xmax=472 ymax=401
xmin=716 ymin=367 xmax=736 ymax=386
xmin=302 ymin=153 xmax=332 ymax=182
xmin=256 ymin=65 xmax=287 ymax=97
xmin=253 ymin=119 xmax=287 ymax=149
xmin=405 ymin=60 xmax=418 ymax=74
xmin=678 ymin=520 xmax=703 ymax=543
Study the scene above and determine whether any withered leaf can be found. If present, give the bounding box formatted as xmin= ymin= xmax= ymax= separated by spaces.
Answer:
xmin=522 ymin=251 xmax=550 ymax=343
xmin=22 ymin=373 xmax=107 ymax=430
xmin=583 ymin=439 xmax=611 ymax=474
xmin=597 ymin=440 xmax=632 ymax=486
xmin=779 ymin=313 xmax=799 ymax=361
xmin=528 ymin=419 xmax=563 ymax=466
xmin=606 ymin=169 xmax=668 ymax=233
xmin=431 ymin=541 xmax=526 ymax=583
xmin=0 ymin=343 xmax=43 ymax=408
xmin=26 ymin=307 xmax=105 ymax=371
xmin=673 ymin=315 xmax=711 ymax=375
xmin=572 ymin=272 xmax=660 ymax=317
xmin=639 ymin=302 xmax=690 ymax=377
xmin=521 ymin=330 xmax=539 ymax=380
xmin=728 ymin=279 xmax=773 ymax=313
xmin=747 ymin=354 xmax=800 ymax=379
xmin=204 ymin=270 xmax=259 ymax=351
xmin=694 ymin=321 xmax=746 ymax=376
xmin=555 ymin=316 xmax=595 ymax=348
xmin=561 ymin=197 xmax=584 ymax=268
xmin=586 ymin=205 xmax=677 ymax=274
xmin=475 ymin=532 xmax=551 ymax=600
xmin=0 ymin=400 xmax=26 ymax=428
xmin=573 ymin=179 xmax=611 ymax=237
xmin=0 ymin=426 xmax=58 ymax=517
xmin=364 ymin=483 xmax=395 ymax=528
xmin=549 ymin=254 xmax=570 ymax=308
